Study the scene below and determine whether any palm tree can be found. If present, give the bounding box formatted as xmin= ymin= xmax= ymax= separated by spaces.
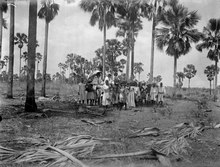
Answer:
xmin=80 ymin=0 xmax=116 ymax=79
xmin=38 ymin=0 xmax=59 ymax=97
xmin=183 ymin=64 xmax=197 ymax=88
xmin=0 ymin=0 xmax=8 ymax=60
xmin=14 ymin=32 xmax=28 ymax=78
xmin=35 ymin=52 xmax=42 ymax=75
xmin=21 ymin=51 xmax=28 ymax=65
xmin=204 ymin=65 xmax=219 ymax=95
xmin=116 ymin=0 xmax=143 ymax=80
xmin=176 ymin=71 xmax=185 ymax=89
xmin=141 ymin=0 xmax=167 ymax=83
xmin=155 ymin=0 xmax=201 ymax=95
xmin=196 ymin=18 xmax=220 ymax=101
xmin=3 ymin=55 xmax=8 ymax=72
xmin=134 ymin=62 xmax=144 ymax=81
xmin=25 ymin=0 xmax=38 ymax=112
xmin=7 ymin=0 xmax=15 ymax=98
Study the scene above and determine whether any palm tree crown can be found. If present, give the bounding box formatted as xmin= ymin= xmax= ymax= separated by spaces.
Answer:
xmin=196 ymin=18 xmax=220 ymax=62
xmin=80 ymin=0 xmax=116 ymax=30
xmin=155 ymin=0 xmax=201 ymax=89
xmin=156 ymin=0 xmax=201 ymax=58
xmin=38 ymin=0 xmax=59 ymax=23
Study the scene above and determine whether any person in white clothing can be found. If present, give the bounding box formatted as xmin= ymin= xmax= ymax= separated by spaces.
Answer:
xmin=150 ymin=84 xmax=157 ymax=104
xmin=102 ymin=80 xmax=110 ymax=107
xmin=158 ymin=82 xmax=166 ymax=105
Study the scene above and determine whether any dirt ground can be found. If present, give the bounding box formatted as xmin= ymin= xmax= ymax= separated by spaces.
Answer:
xmin=1 ymin=82 xmax=220 ymax=167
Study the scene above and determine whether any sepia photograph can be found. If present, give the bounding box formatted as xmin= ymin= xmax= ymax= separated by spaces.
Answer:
xmin=0 ymin=0 xmax=220 ymax=166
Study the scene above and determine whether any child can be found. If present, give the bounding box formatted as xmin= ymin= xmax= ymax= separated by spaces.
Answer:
xmin=86 ymin=81 xmax=95 ymax=105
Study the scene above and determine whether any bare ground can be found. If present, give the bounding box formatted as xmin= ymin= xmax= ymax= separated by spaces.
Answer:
xmin=1 ymin=83 xmax=220 ymax=167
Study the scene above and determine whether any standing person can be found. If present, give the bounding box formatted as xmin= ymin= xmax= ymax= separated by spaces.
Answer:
xmin=150 ymin=83 xmax=158 ymax=104
xmin=158 ymin=82 xmax=166 ymax=106
xmin=78 ymin=78 xmax=86 ymax=104
xmin=86 ymin=80 xmax=95 ymax=105
xmin=102 ymin=80 xmax=110 ymax=107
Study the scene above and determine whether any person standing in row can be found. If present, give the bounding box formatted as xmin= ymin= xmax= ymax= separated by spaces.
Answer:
xmin=78 ymin=78 xmax=86 ymax=104
xmin=158 ymin=82 xmax=166 ymax=105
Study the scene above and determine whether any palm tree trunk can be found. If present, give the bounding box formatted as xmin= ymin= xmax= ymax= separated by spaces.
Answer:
xmin=19 ymin=48 xmax=21 ymax=78
xmin=210 ymin=80 xmax=212 ymax=95
xmin=214 ymin=60 xmax=218 ymax=101
xmin=103 ymin=7 xmax=106 ymax=80
xmin=41 ymin=21 xmax=49 ymax=97
xmin=188 ymin=78 xmax=190 ymax=89
xmin=173 ymin=56 xmax=177 ymax=96
xmin=36 ymin=62 xmax=39 ymax=75
xmin=150 ymin=14 xmax=156 ymax=83
xmin=126 ymin=47 xmax=130 ymax=81
xmin=130 ymin=29 xmax=134 ymax=81
xmin=7 ymin=1 xmax=15 ymax=99
xmin=0 ymin=9 xmax=3 ymax=60
xmin=25 ymin=0 xmax=37 ymax=112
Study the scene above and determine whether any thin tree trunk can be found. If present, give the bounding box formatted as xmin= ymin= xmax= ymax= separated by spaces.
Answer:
xmin=7 ymin=1 xmax=15 ymax=99
xmin=126 ymin=47 xmax=130 ymax=81
xmin=150 ymin=14 xmax=156 ymax=83
xmin=139 ymin=73 xmax=140 ymax=81
xmin=0 ymin=9 xmax=3 ymax=60
xmin=36 ymin=62 xmax=39 ymax=75
xmin=173 ymin=56 xmax=177 ymax=96
xmin=19 ymin=48 xmax=21 ymax=78
xmin=130 ymin=24 xmax=135 ymax=80
xmin=210 ymin=80 xmax=212 ymax=95
xmin=41 ymin=21 xmax=49 ymax=97
xmin=188 ymin=78 xmax=190 ymax=89
xmin=25 ymin=0 xmax=37 ymax=112
xmin=103 ymin=7 xmax=106 ymax=80
xmin=214 ymin=60 xmax=218 ymax=101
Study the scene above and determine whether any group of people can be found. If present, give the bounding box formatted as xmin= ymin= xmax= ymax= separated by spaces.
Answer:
xmin=78 ymin=72 xmax=166 ymax=109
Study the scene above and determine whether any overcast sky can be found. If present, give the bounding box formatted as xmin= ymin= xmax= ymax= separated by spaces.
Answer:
xmin=2 ymin=0 xmax=220 ymax=88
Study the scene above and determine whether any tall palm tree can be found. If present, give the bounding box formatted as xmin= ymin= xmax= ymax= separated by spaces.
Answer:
xmin=0 ymin=0 xmax=8 ymax=60
xmin=14 ymin=32 xmax=28 ymax=78
xmin=80 ymin=0 xmax=116 ymax=79
xmin=204 ymin=65 xmax=219 ymax=95
xmin=134 ymin=62 xmax=144 ymax=81
xmin=25 ymin=0 xmax=37 ymax=112
xmin=7 ymin=0 xmax=15 ymax=98
xmin=144 ymin=0 xmax=166 ymax=83
xmin=38 ymin=0 xmax=59 ymax=97
xmin=196 ymin=18 xmax=220 ymax=101
xmin=155 ymin=0 xmax=201 ymax=95
xmin=116 ymin=0 xmax=143 ymax=80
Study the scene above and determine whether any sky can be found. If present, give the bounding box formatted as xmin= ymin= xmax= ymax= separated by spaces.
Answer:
xmin=1 ymin=0 xmax=220 ymax=88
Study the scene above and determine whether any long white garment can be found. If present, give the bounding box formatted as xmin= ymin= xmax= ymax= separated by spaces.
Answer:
xmin=150 ymin=87 xmax=158 ymax=101
xmin=102 ymin=84 xmax=110 ymax=106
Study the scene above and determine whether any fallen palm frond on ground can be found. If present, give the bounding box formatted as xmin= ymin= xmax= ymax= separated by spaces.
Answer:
xmin=152 ymin=122 xmax=204 ymax=156
xmin=1 ymin=135 xmax=118 ymax=167
xmin=0 ymin=145 xmax=18 ymax=164
xmin=128 ymin=127 xmax=160 ymax=138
